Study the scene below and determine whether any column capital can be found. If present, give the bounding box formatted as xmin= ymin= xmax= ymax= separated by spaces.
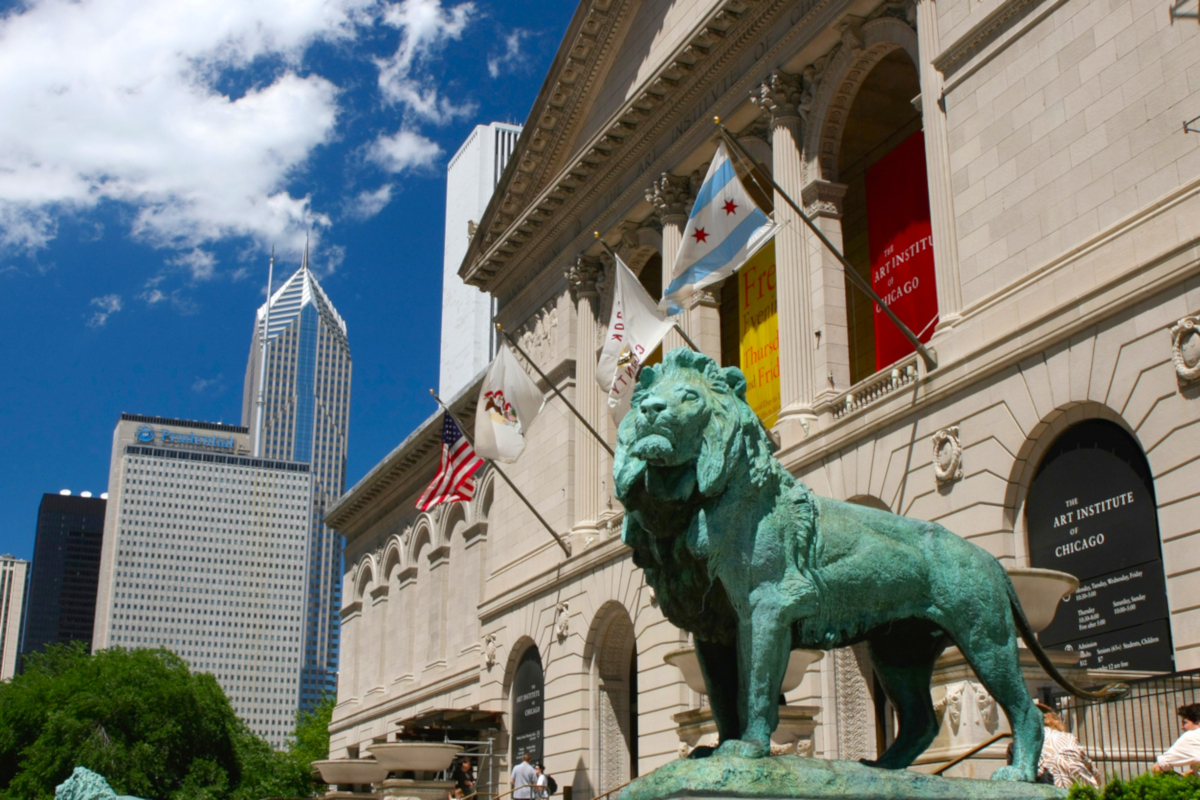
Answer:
xmin=801 ymin=179 xmax=848 ymax=219
xmin=566 ymin=254 xmax=603 ymax=301
xmin=645 ymin=172 xmax=692 ymax=225
xmin=752 ymin=70 xmax=805 ymax=128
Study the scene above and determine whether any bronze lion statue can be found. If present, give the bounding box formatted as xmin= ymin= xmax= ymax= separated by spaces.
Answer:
xmin=614 ymin=349 xmax=1123 ymax=781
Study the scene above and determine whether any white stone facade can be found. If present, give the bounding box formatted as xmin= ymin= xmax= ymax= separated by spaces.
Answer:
xmin=327 ymin=0 xmax=1200 ymax=789
xmin=0 ymin=555 xmax=28 ymax=680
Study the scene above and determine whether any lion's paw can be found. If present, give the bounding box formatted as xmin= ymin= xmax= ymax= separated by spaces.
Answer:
xmin=714 ymin=739 xmax=770 ymax=759
xmin=990 ymin=766 xmax=1033 ymax=783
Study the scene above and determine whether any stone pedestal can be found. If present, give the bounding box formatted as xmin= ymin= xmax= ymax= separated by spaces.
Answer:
xmin=324 ymin=793 xmax=379 ymax=800
xmin=376 ymin=778 xmax=456 ymax=800
xmin=674 ymin=705 xmax=820 ymax=758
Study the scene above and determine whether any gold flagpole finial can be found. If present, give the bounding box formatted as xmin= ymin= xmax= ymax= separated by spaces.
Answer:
xmin=429 ymin=388 xmax=435 ymax=396
xmin=593 ymin=230 xmax=600 ymax=239
xmin=713 ymin=115 xmax=721 ymax=125
xmin=496 ymin=322 xmax=503 ymax=330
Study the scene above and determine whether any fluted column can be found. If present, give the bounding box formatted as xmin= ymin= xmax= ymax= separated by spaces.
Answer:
xmin=916 ymin=0 xmax=962 ymax=333
xmin=646 ymin=173 xmax=692 ymax=355
xmin=753 ymin=71 xmax=817 ymax=444
xmin=567 ymin=255 xmax=603 ymax=538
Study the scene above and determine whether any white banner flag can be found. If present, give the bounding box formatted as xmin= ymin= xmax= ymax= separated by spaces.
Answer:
xmin=597 ymin=255 xmax=675 ymax=422
xmin=474 ymin=343 xmax=546 ymax=463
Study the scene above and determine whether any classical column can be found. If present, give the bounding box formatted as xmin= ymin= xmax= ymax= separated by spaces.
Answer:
xmin=646 ymin=173 xmax=692 ymax=354
xmin=916 ymin=0 xmax=962 ymax=332
xmin=567 ymin=255 xmax=603 ymax=539
xmin=801 ymin=178 xmax=851 ymax=403
xmin=753 ymin=71 xmax=817 ymax=444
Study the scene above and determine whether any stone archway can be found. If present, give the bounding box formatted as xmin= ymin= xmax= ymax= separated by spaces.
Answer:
xmin=592 ymin=606 xmax=637 ymax=795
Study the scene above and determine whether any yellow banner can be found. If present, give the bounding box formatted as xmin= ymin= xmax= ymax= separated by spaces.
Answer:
xmin=739 ymin=241 xmax=779 ymax=424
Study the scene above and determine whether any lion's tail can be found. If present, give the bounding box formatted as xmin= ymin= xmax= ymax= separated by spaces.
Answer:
xmin=1006 ymin=580 xmax=1129 ymax=702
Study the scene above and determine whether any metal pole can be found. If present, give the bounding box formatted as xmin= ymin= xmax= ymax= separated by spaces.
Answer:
xmin=430 ymin=390 xmax=571 ymax=557
xmin=714 ymin=117 xmax=938 ymax=372
xmin=497 ymin=324 xmax=614 ymax=457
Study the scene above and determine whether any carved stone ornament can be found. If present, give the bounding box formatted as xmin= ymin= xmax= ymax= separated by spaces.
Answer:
xmin=1170 ymin=315 xmax=1200 ymax=382
xmin=517 ymin=303 xmax=559 ymax=370
xmin=566 ymin=255 xmax=603 ymax=302
xmin=482 ymin=633 xmax=497 ymax=670
xmin=555 ymin=602 xmax=570 ymax=641
xmin=934 ymin=681 xmax=965 ymax=730
xmin=931 ymin=425 xmax=963 ymax=485
xmin=975 ymin=683 xmax=999 ymax=730
xmin=752 ymin=70 xmax=804 ymax=124
xmin=645 ymin=173 xmax=693 ymax=223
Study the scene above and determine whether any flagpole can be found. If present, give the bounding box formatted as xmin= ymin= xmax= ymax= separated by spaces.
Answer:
xmin=713 ymin=117 xmax=938 ymax=372
xmin=592 ymin=234 xmax=703 ymax=353
xmin=430 ymin=390 xmax=571 ymax=557
xmin=496 ymin=324 xmax=615 ymax=457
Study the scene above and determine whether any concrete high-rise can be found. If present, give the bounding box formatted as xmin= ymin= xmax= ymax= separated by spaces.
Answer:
xmin=92 ymin=414 xmax=312 ymax=747
xmin=22 ymin=492 xmax=106 ymax=661
xmin=440 ymin=122 xmax=521 ymax=398
xmin=1 ymin=555 xmax=29 ymax=679
xmin=242 ymin=254 xmax=351 ymax=710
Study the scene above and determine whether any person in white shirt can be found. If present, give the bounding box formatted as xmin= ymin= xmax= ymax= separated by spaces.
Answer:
xmin=1153 ymin=703 xmax=1200 ymax=774
xmin=534 ymin=764 xmax=548 ymax=799
xmin=511 ymin=753 xmax=537 ymax=800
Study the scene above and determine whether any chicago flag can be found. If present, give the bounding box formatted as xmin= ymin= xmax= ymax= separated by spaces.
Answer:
xmin=663 ymin=142 xmax=776 ymax=313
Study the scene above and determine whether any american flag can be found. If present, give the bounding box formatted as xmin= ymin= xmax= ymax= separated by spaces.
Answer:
xmin=416 ymin=414 xmax=485 ymax=511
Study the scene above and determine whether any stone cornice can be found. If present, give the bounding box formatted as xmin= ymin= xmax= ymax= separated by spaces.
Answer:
xmin=328 ymin=663 xmax=481 ymax=734
xmin=460 ymin=0 xmax=829 ymax=295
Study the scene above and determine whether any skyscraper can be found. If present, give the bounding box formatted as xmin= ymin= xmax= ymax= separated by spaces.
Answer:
xmin=22 ymin=492 xmax=106 ymax=661
xmin=1 ymin=554 xmax=29 ymax=679
xmin=242 ymin=253 xmax=351 ymax=709
xmin=92 ymin=414 xmax=311 ymax=747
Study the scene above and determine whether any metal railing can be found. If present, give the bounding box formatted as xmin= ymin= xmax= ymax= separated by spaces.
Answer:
xmin=1053 ymin=669 xmax=1200 ymax=782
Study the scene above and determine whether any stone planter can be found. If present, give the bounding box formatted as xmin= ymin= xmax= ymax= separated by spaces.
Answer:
xmin=366 ymin=742 xmax=462 ymax=773
xmin=663 ymin=645 xmax=823 ymax=694
xmin=1005 ymin=566 xmax=1079 ymax=633
xmin=313 ymin=759 xmax=389 ymax=786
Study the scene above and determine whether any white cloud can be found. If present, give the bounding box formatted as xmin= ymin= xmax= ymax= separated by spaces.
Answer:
xmin=369 ymin=130 xmax=442 ymax=173
xmin=192 ymin=374 xmax=224 ymax=393
xmin=349 ymin=184 xmax=395 ymax=219
xmin=87 ymin=294 xmax=123 ymax=327
xmin=488 ymin=29 xmax=529 ymax=78
xmin=0 ymin=0 xmax=375 ymax=258
xmin=376 ymin=0 xmax=476 ymax=123
xmin=170 ymin=248 xmax=217 ymax=281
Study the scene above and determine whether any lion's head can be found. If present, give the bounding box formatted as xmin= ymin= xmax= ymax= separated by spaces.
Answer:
xmin=614 ymin=348 xmax=778 ymax=506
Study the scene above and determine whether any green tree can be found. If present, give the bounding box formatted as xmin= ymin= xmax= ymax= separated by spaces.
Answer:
xmin=0 ymin=643 xmax=320 ymax=800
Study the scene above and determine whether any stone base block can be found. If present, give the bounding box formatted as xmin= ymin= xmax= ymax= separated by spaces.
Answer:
xmin=615 ymin=756 xmax=1065 ymax=800
xmin=674 ymin=706 xmax=819 ymax=758
xmin=377 ymin=778 xmax=456 ymax=800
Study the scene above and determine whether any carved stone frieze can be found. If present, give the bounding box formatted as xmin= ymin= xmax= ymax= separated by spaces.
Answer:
xmin=646 ymin=173 xmax=693 ymax=224
xmin=931 ymin=425 xmax=963 ymax=485
xmin=516 ymin=303 xmax=559 ymax=372
xmin=1170 ymin=315 xmax=1200 ymax=383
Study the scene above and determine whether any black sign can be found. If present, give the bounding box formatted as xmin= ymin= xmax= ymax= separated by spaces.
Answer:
xmin=511 ymin=648 xmax=544 ymax=764
xmin=1040 ymin=560 xmax=1170 ymax=646
xmin=1059 ymin=618 xmax=1175 ymax=673
xmin=1027 ymin=421 xmax=1173 ymax=672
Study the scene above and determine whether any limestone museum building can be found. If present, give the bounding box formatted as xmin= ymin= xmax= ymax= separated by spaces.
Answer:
xmin=325 ymin=0 xmax=1200 ymax=792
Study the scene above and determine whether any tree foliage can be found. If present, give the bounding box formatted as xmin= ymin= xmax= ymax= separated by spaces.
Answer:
xmin=0 ymin=643 xmax=326 ymax=800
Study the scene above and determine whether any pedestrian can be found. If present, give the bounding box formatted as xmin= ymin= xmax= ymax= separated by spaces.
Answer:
xmin=534 ymin=764 xmax=549 ymax=799
xmin=1153 ymin=703 xmax=1200 ymax=774
xmin=511 ymin=753 xmax=537 ymax=800
xmin=1037 ymin=705 xmax=1101 ymax=789
xmin=453 ymin=757 xmax=476 ymax=795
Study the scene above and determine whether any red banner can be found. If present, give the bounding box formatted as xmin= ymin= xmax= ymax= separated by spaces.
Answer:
xmin=866 ymin=131 xmax=937 ymax=371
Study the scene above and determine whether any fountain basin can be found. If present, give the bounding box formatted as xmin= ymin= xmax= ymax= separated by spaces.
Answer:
xmin=1006 ymin=566 xmax=1079 ymax=633
xmin=367 ymin=742 xmax=463 ymax=773
xmin=313 ymin=759 xmax=389 ymax=786
xmin=665 ymin=646 xmax=823 ymax=694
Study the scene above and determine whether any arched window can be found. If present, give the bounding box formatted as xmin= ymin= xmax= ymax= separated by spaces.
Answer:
xmin=1025 ymin=419 xmax=1173 ymax=672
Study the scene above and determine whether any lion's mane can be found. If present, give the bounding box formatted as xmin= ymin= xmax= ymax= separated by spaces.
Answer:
xmin=613 ymin=349 xmax=818 ymax=645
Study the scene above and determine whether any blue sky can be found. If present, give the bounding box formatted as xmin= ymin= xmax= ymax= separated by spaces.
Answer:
xmin=0 ymin=0 xmax=575 ymax=560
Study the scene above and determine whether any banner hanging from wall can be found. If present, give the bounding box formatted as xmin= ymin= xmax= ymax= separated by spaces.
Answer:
xmin=866 ymin=131 xmax=938 ymax=371
xmin=738 ymin=240 xmax=780 ymax=425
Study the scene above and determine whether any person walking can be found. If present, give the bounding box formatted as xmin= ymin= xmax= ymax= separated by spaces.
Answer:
xmin=1037 ymin=705 xmax=1101 ymax=789
xmin=453 ymin=757 xmax=476 ymax=796
xmin=1153 ymin=703 xmax=1200 ymax=774
xmin=534 ymin=764 xmax=549 ymax=799
xmin=511 ymin=753 xmax=537 ymax=800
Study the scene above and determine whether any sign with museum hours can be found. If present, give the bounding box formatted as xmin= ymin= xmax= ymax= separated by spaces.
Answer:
xmin=738 ymin=240 xmax=780 ymax=424
xmin=865 ymin=131 xmax=938 ymax=371
xmin=511 ymin=648 xmax=544 ymax=764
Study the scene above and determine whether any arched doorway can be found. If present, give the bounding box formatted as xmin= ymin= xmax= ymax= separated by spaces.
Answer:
xmin=1025 ymin=419 xmax=1173 ymax=672
xmin=511 ymin=646 xmax=545 ymax=765
xmin=593 ymin=608 xmax=637 ymax=795
xmin=835 ymin=48 xmax=935 ymax=384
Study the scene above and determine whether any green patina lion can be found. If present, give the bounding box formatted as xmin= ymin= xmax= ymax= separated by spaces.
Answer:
xmin=615 ymin=349 xmax=1123 ymax=782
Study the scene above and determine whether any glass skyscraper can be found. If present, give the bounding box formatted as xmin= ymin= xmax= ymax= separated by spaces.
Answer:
xmin=242 ymin=255 xmax=351 ymax=709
